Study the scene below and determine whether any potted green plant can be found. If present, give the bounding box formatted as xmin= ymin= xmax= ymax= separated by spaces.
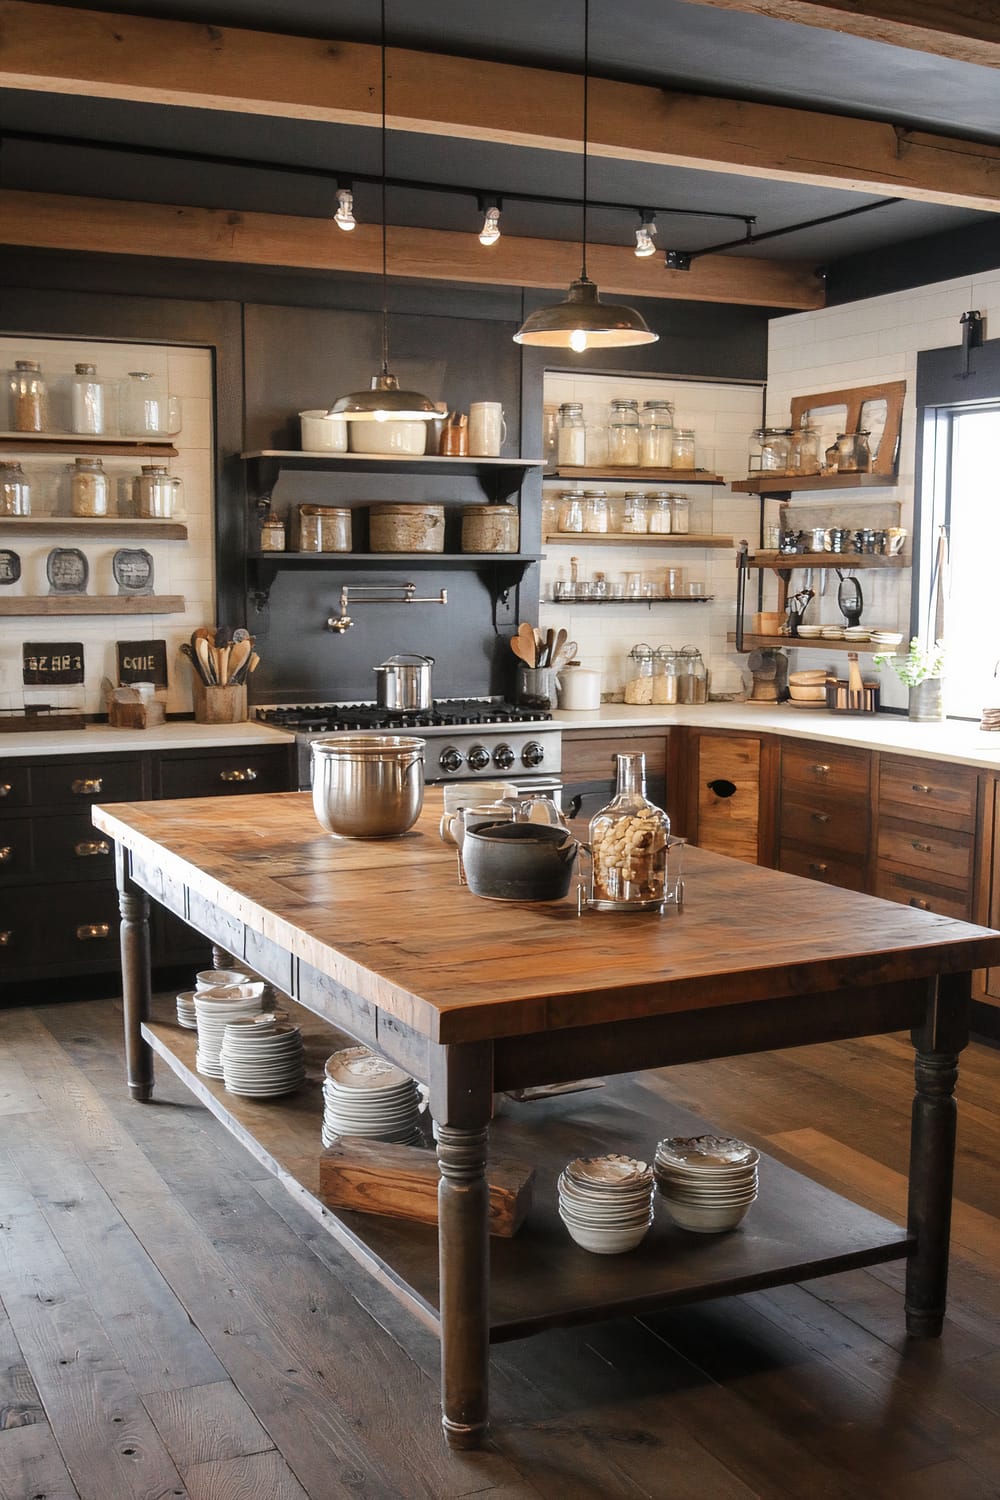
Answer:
xmin=872 ymin=638 xmax=945 ymax=721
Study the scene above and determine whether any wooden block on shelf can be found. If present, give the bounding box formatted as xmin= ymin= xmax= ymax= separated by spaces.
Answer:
xmin=108 ymin=696 xmax=166 ymax=730
xmin=319 ymin=1135 xmax=535 ymax=1238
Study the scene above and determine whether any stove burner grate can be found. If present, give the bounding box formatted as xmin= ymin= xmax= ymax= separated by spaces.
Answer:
xmin=255 ymin=699 xmax=553 ymax=733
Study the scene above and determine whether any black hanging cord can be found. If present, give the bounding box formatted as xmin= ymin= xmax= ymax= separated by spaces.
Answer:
xmin=581 ymin=0 xmax=589 ymax=280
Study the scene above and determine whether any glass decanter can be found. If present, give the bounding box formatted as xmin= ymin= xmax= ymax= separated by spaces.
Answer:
xmin=588 ymin=752 xmax=671 ymax=910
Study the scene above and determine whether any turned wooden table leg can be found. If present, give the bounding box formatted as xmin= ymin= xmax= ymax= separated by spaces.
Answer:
xmin=116 ymin=843 xmax=154 ymax=1102
xmin=431 ymin=1042 xmax=493 ymax=1450
xmin=905 ymin=972 xmax=970 ymax=1338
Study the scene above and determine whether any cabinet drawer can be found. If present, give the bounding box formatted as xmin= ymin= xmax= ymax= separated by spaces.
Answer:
xmin=874 ymin=867 xmax=972 ymax=921
xmin=781 ymin=742 xmax=870 ymax=800
xmin=0 ymin=815 xmax=34 ymax=884
xmin=0 ymin=882 xmax=121 ymax=977
xmin=879 ymin=755 xmax=978 ymax=832
xmin=779 ymin=842 xmax=866 ymax=891
xmin=779 ymin=794 xmax=869 ymax=856
xmin=561 ymin=731 xmax=667 ymax=785
xmin=156 ymin=747 xmax=292 ymax=799
xmin=876 ymin=819 xmax=974 ymax=888
xmin=31 ymin=757 xmax=144 ymax=807
xmin=0 ymin=765 xmax=30 ymax=812
xmin=33 ymin=815 xmax=116 ymax=883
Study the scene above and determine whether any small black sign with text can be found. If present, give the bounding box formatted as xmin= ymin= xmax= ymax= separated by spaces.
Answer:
xmin=23 ymin=642 xmax=85 ymax=685
xmin=116 ymin=639 xmax=168 ymax=687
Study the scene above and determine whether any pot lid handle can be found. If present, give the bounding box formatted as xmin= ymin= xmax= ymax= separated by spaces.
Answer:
xmin=376 ymin=653 xmax=435 ymax=668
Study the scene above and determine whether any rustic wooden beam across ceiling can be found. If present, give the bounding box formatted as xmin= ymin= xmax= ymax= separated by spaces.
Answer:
xmin=1 ymin=2 xmax=1000 ymax=213
xmin=0 ymin=190 xmax=826 ymax=309
xmin=685 ymin=0 xmax=1000 ymax=71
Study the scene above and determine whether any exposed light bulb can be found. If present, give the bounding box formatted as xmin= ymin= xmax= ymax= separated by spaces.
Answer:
xmin=634 ymin=225 xmax=656 ymax=258
xmin=334 ymin=188 xmax=356 ymax=231
xmin=479 ymin=205 xmax=501 ymax=246
xmin=569 ymin=329 xmax=589 ymax=353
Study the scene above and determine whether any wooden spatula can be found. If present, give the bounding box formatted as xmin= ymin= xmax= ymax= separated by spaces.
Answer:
xmin=516 ymin=621 xmax=536 ymax=667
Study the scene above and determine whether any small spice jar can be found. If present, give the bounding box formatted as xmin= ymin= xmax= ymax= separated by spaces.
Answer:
xmin=259 ymin=513 xmax=286 ymax=551
xmin=621 ymin=491 xmax=648 ymax=534
xmin=646 ymin=492 xmax=672 ymax=534
xmin=608 ymin=399 xmax=641 ymax=467
xmin=9 ymin=360 xmax=46 ymax=433
xmin=71 ymin=456 xmax=109 ymax=517
xmin=582 ymin=489 xmax=609 ymax=533
xmin=461 ymin=504 xmax=519 ymax=553
xmin=0 ymin=461 xmax=31 ymax=516
xmin=557 ymin=489 xmax=585 ymax=532
xmin=557 ymin=402 xmax=587 ymax=466
xmin=669 ymin=492 xmax=691 ymax=534
xmin=639 ymin=399 xmax=674 ymax=467
xmin=624 ymin=643 xmax=655 ymax=705
xmin=671 ymin=428 xmax=696 ymax=469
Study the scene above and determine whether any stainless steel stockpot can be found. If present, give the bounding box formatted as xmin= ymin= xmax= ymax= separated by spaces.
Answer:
xmin=311 ymin=733 xmax=425 ymax=839
xmin=373 ymin=653 xmax=434 ymax=712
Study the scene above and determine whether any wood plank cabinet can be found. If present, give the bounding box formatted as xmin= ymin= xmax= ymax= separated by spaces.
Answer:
xmin=874 ymin=755 xmax=979 ymax=921
xmin=777 ymin=740 xmax=871 ymax=891
xmin=560 ymin=726 xmax=669 ymax=824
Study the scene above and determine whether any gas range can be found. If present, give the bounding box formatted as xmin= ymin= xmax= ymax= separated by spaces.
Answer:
xmin=255 ymin=699 xmax=562 ymax=790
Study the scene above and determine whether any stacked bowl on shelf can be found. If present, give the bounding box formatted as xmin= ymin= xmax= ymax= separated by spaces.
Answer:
xmin=653 ymin=1135 xmax=760 ymax=1232
xmin=557 ymin=1153 xmax=654 ymax=1254
xmin=193 ymin=981 xmax=267 ymax=1078
xmin=219 ymin=1014 xmax=306 ymax=1098
xmin=321 ymin=1046 xmax=424 ymax=1146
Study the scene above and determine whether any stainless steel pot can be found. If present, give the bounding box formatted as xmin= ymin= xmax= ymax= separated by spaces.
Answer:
xmin=311 ymin=733 xmax=425 ymax=838
xmin=374 ymin=653 xmax=434 ymax=712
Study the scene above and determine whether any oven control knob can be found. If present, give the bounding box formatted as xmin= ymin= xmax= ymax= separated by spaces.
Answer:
xmin=521 ymin=740 xmax=545 ymax=768
xmin=439 ymin=746 xmax=465 ymax=774
xmin=493 ymin=743 xmax=516 ymax=771
xmin=467 ymin=744 xmax=491 ymax=772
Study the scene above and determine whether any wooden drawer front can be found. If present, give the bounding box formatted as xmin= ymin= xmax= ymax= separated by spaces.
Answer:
xmin=874 ymin=867 xmax=972 ymax=921
xmin=31 ymin=757 xmax=144 ymax=807
xmin=0 ymin=765 xmax=31 ymax=812
xmin=780 ymin=795 xmax=869 ymax=857
xmin=0 ymin=815 xmax=34 ymax=884
xmin=781 ymin=742 xmax=870 ymax=800
xmin=561 ymin=732 xmax=666 ymax=785
xmin=0 ymin=882 xmax=120 ymax=976
xmin=697 ymin=735 xmax=760 ymax=863
xmin=779 ymin=842 xmax=866 ymax=891
xmin=157 ymin=747 xmax=292 ymax=799
xmin=33 ymin=815 xmax=116 ymax=883
xmin=876 ymin=819 xmax=974 ymax=888
xmin=879 ymin=755 xmax=977 ymax=832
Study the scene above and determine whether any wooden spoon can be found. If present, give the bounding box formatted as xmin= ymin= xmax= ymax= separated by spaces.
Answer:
xmin=227 ymin=638 xmax=252 ymax=683
xmin=516 ymin=621 xmax=536 ymax=667
xmin=195 ymin=637 xmax=216 ymax=684
xmin=511 ymin=634 xmax=534 ymax=665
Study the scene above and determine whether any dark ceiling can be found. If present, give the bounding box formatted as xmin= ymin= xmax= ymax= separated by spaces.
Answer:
xmin=2 ymin=0 xmax=1000 ymax=276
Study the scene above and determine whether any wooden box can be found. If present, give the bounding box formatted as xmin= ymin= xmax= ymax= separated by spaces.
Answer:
xmin=192 ymin=680 xmax=247 ymax=724
xmin=108 ymin=694 xmax=166 ymax=730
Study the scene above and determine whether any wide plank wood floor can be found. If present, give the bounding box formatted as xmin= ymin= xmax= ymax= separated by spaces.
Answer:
xmin=2 ymin=997 xmax=1000 ymax=1499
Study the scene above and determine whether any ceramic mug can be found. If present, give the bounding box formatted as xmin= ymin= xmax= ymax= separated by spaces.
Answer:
xmin=468 ymin=402 xmax=507 ymax=457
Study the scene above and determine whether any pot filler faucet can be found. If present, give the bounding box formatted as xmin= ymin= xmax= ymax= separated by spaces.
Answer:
xmin=326 ymin=582 xmax=449 ymax=633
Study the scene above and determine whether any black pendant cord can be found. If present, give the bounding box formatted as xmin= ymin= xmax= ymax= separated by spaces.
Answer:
xmin=380 ymin=0 xmax=390 ymax=378
xmin=580 ymin=0 xmax=589 ymax=282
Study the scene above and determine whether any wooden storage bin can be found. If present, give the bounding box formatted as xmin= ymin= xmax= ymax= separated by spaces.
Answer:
xmin=192 ymin=680 xmax=247 ymax=724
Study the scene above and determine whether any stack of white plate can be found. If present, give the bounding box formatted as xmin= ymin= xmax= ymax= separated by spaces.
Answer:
xmin=220 ymin=1015 xmax=306 ymax=1097
xmin=321 ymin=1046 xmax=423 ymax=1147
xmin=196 ymin=968 xmax=252 ymax=990
xmin=869 ymin=630 xmax=904 ymax=647
xmin=654 ymin=1135 xmax=760 ymax=1233
xmin=557 ymin=1154 xmax=654 ymax=1255
xmin=194 ymin=982 xmax=267 ymax=1077
xmin=176 ymin=989 xmax=198 ymax=1029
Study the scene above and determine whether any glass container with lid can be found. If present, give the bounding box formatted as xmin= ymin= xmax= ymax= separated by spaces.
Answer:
xmin=119 ymin=372 xmax=181 ymax=437
xmin=835 ymin=430 xmax=872 ymax=473
xmin=0 ymin=461 xmax=31 ymax=516
xmin=9 ymin=360 xmax=46 ymax=433
xmin=71 ymin=456 xmax=109 ymax=517
xmin=557 ymin=402 xmax=587 ymax=466
xmin=751 ymin=427 xmax=792 ymax=473
xmin=133 ymin=463 xmax=182 ymax=518
xmin=621 ymin=491 xmax=648 ymax=534
xmin=647 ymin=492 xmax=672 ymax=534
xmin=608 ymin=399 xmax=641 ymax=467
xmin=670 ymin=492 xmax=690 ymax=534
xmin=583 ymin=488 xmax=609 ymax=533
xmin=672 ymin=428 xmax=696 ymax=469
xmin=788 ymin=416 xmax=821 ymax=475
xmin=640 ymin=399 xmax=674 ymax=467
xmin=652 ymin=646 xmax=679 ymax=705
xmin=71 ymin=363 xmax=105 ymax=435
xmin=624 ymin=642 xmax=655 ymax=704
xmin=588 ymin=752 xmax=671 ymax=910
xmin=677 ymin=644 xmax=708 ymax=704
xmin=557 ymin=489 xmax=585 ymax=532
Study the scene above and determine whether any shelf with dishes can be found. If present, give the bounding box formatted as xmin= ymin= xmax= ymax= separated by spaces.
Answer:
xmin=549 ymin=594 xmax=714 ymax=606
xmin=544 ymin=532 xmax=733 ymax=549
xmin=0 ymin=594 xmax=185 ymax=616
xmin=546 ymin=466 xmax=724 ymax=485
xmin=731 ymin=472 xmax=897 ymax=496
xmin=746 ymin=550 xmax=906 ymax=571
xmin=727 ymin=631 xmax=899 ymax=654
xmin=0 ymin=516 xmax=187 ymax=540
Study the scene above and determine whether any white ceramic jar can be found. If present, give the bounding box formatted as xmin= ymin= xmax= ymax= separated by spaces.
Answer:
xmin=299 ymin=410 xmax=348 ymax=451
xmin=348 ymin=420 xmax=427 ymax=456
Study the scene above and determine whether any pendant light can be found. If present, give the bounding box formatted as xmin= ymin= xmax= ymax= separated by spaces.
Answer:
xmin=331 ymin=0 xmax=437 ymax=423
xmin=513 ymin=0 xmax=657 ymax=352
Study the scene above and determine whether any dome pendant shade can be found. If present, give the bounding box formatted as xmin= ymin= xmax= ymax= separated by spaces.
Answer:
xmin=330 ymin=371 xmax=438 ymax=422
xmin=513 ymin=276 xmax=658 ymax=350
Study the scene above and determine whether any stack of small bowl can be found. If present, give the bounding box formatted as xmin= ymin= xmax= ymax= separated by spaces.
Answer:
xmin=220 ymin=1014 xmax=305 ymax=1098
xmin=321 ymin=1046 xmax=424 ymax=1146
xmin=178 ymin=967 xmax=253 ymax=1029
xmin=654 ymin=1135 xmax=759 ymax=1233
xmin=787 ymin=668 xmax=828 ymax=708
xmin=557 ymin=1154 xmax=654 ymax=1254
xmin=194 ymin=981 xmax=267 ymax=1078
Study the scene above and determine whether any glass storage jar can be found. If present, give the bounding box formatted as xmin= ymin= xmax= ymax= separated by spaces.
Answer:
xmin=0 ymin=461 xmax=31 ymax=516
xmin=557 ymin=489 xmax=585 ymax=532
xmin=583 ymin=489 xmax=609 ymax=533
xmin=9 ymin=360 xmax=46 ymax=433
xmin=756 ymin=426 xmax=792 ymax=473
xmin=542 ymin=403 xmax=559 ymax=468
xmin=259 ymin=513 xmax=286 ymax=551
xmin=677 ymin=644 xmax=708 ymax=704
xmin=588 ymin=752 xmax=671 ymax=910
xmin=671 ymin=428 xmax=696 ymax=469
xmin=71 ymin=362 xmax=105 ymax=435
xmin=652 ymin=646 xmax=679 ymax=705
xmin=607 ymin=399 xmax=641 ymax=466
xmin=297 ymin=505 xmax=352 ymax=552
xmin=639 ymin=400 xmax=674 ymax=467
xmin=133 ymin=464 xmax=182 ymax=518
xmin=369 ymin=502 xmax=445 ymax=552
xmin=647 ymin=492 xmax=672 ymax=534
xmin=670 ymin=493 xmax=690 ymax=534
xmin=788 ymin=419 xmax=821 ymax=475
xmin=835 ymin=430 xmax=872 ymax=473
xmin=557 ymin=402 xmax=587 ymax=466
xmin=621 ymin=491 xmax=648 ymax=534
xmin=623 ymin=643 xmax=655 ymax=704
xmin=120 ymin=372 xmax=181 ymax=437
xmin=461 ymin=504 xmax=519 ymax=553
xmin=71 ymin=456 xmax=109 ymax=517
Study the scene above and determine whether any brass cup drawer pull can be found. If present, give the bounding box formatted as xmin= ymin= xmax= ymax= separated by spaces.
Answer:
xmin=75 ymin=839 xmax=111 ymax=858
xmin=911 ymin=783 xmax=933 ymax=795
xmin=809 ymin=811 xmax=831 ymax=824
xmin=808 ymin=861 xmax=829 ymax=874
xmin=908 ymin=897 xmax=930 ymax=911
xmin=911 ymin=839 xmax=933 ymax=853
xmin=71 ymin=778 xmax=104 ymax=795
xmin=0 ymin=783 xmax=10 ymax=798
xmin=76 ymin=923 xmax=111 ymax=941
xmin=0 ymin=846 xmax=11 ymax=864
xmin=220 ymin=768 xmax=257 ymax=784
xmin=0 ymin=930 xmax=10 ymax=946
xmin=811 ymin=764 xmax=831 ymax=776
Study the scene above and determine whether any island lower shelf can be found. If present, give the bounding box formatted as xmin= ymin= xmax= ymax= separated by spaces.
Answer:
xmin=143 ymin=1002 xmax=913 ymax=1345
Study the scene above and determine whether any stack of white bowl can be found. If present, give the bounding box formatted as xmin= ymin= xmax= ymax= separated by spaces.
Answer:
xmin=654 ymin=1134 xmax=760 ymax=1233
xmin=196 ymin=967 xmax=252 ymax=991
xmin=175 ymin=989 xmax=199 ymax=1029
xmin=194 ymin=982 xmax=267 ymax=1078
xmin=220 ymin=1015 xmax=305 ymax=1097
xmin=557 ymin=1154 xmax=654 ymax=1254
xmin=321 ymin=1046 xmax=423 ymax=1146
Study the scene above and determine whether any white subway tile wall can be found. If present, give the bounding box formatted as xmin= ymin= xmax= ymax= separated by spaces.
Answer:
xmin=0 ymin=336 xmax=214 ymax=716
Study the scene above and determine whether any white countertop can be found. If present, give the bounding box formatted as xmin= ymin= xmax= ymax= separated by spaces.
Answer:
xmin=0 ymin=720 xmax=292 ymax=758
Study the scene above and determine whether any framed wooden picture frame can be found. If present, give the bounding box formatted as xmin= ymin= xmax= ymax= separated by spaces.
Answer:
xmin=789 ymin=380 xmax=906 ymax=476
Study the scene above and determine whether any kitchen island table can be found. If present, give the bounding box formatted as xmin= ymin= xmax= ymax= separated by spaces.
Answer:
xmin=92 ymin=791 xmax=1000 ymax=1449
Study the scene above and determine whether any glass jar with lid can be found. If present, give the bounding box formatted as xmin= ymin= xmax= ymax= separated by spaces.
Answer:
xmin=608 ymin=399 xmax=641 ymax=467
xmin=583 ymin=489 xmax=609 ymax=533
xmin=71 ymin=363 xmax=105 ymax=435
xmin=755 ymin=427 xmax=792 ymax=473
xmin=652 ymin=646 xmax=679 ymax=705
xmin=621 ymin=491 xmax=648 ymax=534
xmin=133 ymin=463 xmax=182 ymax=518
xmin=120 ymin=372 xmax=181 ymax=437
xmin=788 ymin=417 xmax=821 ymax=475
xmin=557 ymin=402 xmax=587 ymax=466
xmin=71 ymin=456 xmax=109 ymax=517
xmin=542 ymin=403 xmax=559 ymax=468
xmin=671 ymin=428 xmax=696 ymax=469
xmin=8 ymin=360 xmax=46 ymax=433
xmin=639 ymin=400 xmax=674 ymax=467
xmin=0 ymin=461 xmax=31 ymax=516
xmin=259 ymin=512 xmax=286 ymax=551
xmin=588 ymin=752 xmax=671 ymax=910
xmin=557 ymin=488 xmax=585 ymax=532
xmin=670 ymin=492 xmax=691 ymax=534
xmin=677 ymin=645 xmax=708 ymax=704
xmin=624 ymin=643 xmax=655 ymax=704
xmin=835 ymin=430 xmax=872 ymax=473
xmin=646 ymin=492 xmax=672 ymax=534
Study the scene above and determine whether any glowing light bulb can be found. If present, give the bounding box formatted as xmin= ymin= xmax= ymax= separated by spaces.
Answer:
xmin=569 ymin=329 xmax=589 ymax=353
xmin=479 ymin=206 xmax=501 ymax=246
xmin=334 ymin=188 xmax=356 ymax=231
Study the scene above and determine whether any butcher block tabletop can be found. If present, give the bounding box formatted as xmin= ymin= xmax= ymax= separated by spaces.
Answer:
xmin=93 ymin=791 xmax=1000 ymax=1044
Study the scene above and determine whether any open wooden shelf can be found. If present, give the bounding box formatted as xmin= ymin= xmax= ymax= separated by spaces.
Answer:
xmin=0 ymin=433 xmax=179 ymax=458
xmin=548 ymin=595 xmax=714 ymax=605
xmin=247 ymin=551 xmax=542 ymax=565
xmin=746 ymin=551 xmax=906 ymax=570
xmin=143 ymin=1000 xmax=912 ymax=1345
xmin=728 ymin=632 xmax=896 ymax=654
xmin=0 ymin=594 xmax=185 ymax=615
xmin=0 ymin=517 xmax=187 ymax=540
xmin=547 ymin=466 xmax=724 ymax=485
xmin=731 ymin=473 xmax=897 ymax=495
xmin=242 ymin=450 xmax=544 ymax=469
xmin=544 ymin=533 xmax=733 ymax=548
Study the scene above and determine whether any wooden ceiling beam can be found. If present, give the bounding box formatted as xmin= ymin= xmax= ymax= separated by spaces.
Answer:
xmin=684 ymin=1 xmax=1000 ymax=71
xmin=1 ymin=2 xmax=1000 ymax=213
xmin=0 ymin=190 xmax=826 ymax=309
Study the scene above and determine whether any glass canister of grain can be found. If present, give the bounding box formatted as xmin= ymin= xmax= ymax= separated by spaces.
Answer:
xmin=670 ymin=492 xmax=691 ymax=534
xmin=647 ymin=492 xmax=672 ymax=534
xmin=652 ymin=646 xmax=679 ymax=705
xmin=588 ymin=752 xmax=671 ymax=910
xmin=608 ymin=399 xmax=641 ymax=467
xmin=259 ymin=512 xmax=286 ymax=551
xmin=461 ymin=504 xmax=519 ymax=553
xmin=70 ymin=456 xmax=109 ymax=517
xmin=369 ymin=502 xmax=445 ymax=552
xmin=133 ymin=464 xmax=182 ymax=518
xmin=297 ymin=505 xmax=352 ymax=552
xmin=557 ymin=402 xmax=587 ymax=467
xmin=582 ymin=488 xmax=609 ymax=533
xmin=671 ymin=428 xmax=696 ymax=469
xmin=623 ymin=643 xmax=655 ymax=704
xmin=788 ymin=417 xmax=821 ymax=475
xmin=677 ymin=644 xmax=708 ymax=704
xmin=71 ymin=362 xmax=105 ymax=435
xmin=0 ymin=461 xmax=31 ymax=516
xmin=8 ymin=360 xmax=46 ymax=433
xmin=640 ymin=399 xmax=674 ymax=467
xmin=621 ymin=491 xmax=648 ymax=534
xmin=557 ymin=489 xmax=585 ymax=533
